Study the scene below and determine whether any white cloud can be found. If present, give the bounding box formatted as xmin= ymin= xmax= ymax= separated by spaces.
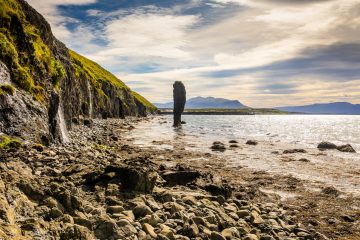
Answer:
xmin=27 ymin=0 xmax=97 ymax=41
xmin=26 ymin=0 xmax=360 ymax=107
xmin=99 ymin=13 xmax=199 ymax=59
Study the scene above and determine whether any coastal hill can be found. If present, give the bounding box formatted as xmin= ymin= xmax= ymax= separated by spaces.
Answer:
xmin=276 ymin=102 xmax=360 ymax=114
xmin=0 ymin=0 xmax=156 ymax=143
xmin=155 ymin=96 xmax=247 ymax=109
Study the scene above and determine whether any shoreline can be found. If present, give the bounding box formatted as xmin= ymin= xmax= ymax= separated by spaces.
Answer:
xmin=0 ymin=117 xmax=359 ymax=239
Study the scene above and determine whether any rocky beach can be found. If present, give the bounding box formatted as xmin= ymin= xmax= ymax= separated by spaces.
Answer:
xmin=0 ymin=117 xmax=359 ymax=239
xmin=1 ymin=0 xmax=360 ymax=239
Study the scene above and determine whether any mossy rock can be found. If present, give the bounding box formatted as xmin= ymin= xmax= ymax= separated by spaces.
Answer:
xmin=0 ymin=84 xmax=15 ymax=95
xmin=0 ymin=135 xmax=22 ymax=151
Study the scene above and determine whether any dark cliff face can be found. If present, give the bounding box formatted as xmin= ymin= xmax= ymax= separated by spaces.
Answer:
xmin=0 ymin=0 xmax=156 ymax=143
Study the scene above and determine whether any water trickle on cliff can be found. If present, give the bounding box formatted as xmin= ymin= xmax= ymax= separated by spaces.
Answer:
xmin=58 ymin=104 xmax=70 ymax=143
xmin=87 ymin=80 xmax=93 ymax=118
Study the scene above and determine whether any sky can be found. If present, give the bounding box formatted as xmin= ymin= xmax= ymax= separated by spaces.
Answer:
xmin=27 ymin=0 xmax=360 ymax=107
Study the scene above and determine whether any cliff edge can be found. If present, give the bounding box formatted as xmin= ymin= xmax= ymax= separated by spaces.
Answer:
xmin=0 ymin=0 xmax=156 ymax=144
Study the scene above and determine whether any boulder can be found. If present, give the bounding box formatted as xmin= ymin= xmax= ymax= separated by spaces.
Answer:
xmin=337 ymin=144 xmax=356 ymax=153
xmin=211 ymin=142 xmax=226 ymax=152
xmin=317 ymin=141 xmax=337 ymax=150
xmin=246 ymin=140 xmax=258 ymax=145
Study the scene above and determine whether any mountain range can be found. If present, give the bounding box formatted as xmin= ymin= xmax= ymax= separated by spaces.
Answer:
xmin=156 ymin=97 xmax=360 ymax=115
xmin=155 ymin=96 xmax=247 ymax=109
xmin=276 ymin=102 xmax=360 ymax=114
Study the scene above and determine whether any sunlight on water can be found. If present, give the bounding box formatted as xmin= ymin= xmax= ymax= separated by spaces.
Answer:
xmin=130 ymin=115 xmax=360 ymax=195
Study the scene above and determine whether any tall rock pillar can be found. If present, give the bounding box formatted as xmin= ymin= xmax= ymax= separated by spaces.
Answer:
xmin=173 ymin=81 xmax=186 ymax=127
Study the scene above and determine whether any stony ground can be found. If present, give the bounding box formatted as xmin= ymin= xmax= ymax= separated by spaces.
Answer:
xmin=0 ymin=118 xmax=358 ymax=239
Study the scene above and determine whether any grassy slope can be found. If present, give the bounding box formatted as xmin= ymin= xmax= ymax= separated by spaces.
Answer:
xmin=0 ymin=0 xmax=155 ymax=111
xmin=0 ymin=0 xmax=66 ymax=101
xmin=70 ymin=50 xmax=156 ymax=111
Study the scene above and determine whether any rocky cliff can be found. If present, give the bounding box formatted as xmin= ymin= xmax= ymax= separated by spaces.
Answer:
xmin=0 ymin=0 xmax=156 ymax=144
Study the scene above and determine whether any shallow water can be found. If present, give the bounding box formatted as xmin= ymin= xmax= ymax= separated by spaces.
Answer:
xmin=129 ymin=115 xmax=360 ymax=195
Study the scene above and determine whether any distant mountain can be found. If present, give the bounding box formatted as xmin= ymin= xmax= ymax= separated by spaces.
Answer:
xmin=154 ymin=96 xmax=247 ymax=109
xmin=276 ymin=102 xmax=360 ymax=114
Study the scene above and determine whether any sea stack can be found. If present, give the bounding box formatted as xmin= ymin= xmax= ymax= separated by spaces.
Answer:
xmin=173 ymin=81 xmax=186 ymax=127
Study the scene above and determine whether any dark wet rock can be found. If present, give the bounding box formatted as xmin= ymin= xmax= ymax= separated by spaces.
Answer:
xmin=211 ymin=142 xmax=226 ymax=152
xmin=341 ymin=215 xmax=355 ymax=222
xmin=337 ymin=144 xmax=356 ymax=153
xmin=246 ymin=140 xmax=258 ymax=145
xmin=173 ymin=81 xmax=186 ymax=127
xmin=298 ymin=158 xmax=310 ymax=162
xmin=229 ymin=144 xmax=239 ymax=148
xmin=318 ymin=141 xmax=337 ymax=150
xmin=321 ymin=186 xmax=340 ymax=196
xmin=104 ymin=159 xmax=158 ymax=193
xmin=32 ymin=144 xmax=44 ymax=152
xmin=161 ymin=170 xmax=201 ymax=186
xmin=283 ymin=149 xmax=307 ymax=154
xmin=229 ymin=140 xmax=238 ymax=143
xmin=203 ymin=184 xmax=232 ymax=199
xmin=84 ymin=119 xmax=93 ymax=127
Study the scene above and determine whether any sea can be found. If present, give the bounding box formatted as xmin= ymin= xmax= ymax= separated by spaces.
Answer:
xmin=129 ymin=115 xmax=360 ymax=195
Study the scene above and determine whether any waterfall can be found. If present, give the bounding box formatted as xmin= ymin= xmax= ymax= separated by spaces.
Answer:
xmin=87 ymin=80 xmax=93 ymax=118
xmin=58 ymin=103 xmax=70 ymax=143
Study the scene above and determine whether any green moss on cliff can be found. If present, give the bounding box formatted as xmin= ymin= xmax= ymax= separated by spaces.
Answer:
xmin=70 ymin=50 xmax=156 ymax=112
xmin=70 ymin=50 xmax=127 ymax=90
xmin=0 ymin=135 xmax=22 ymax=151
xmin=0 ymin=32 xmax=35 ymax=92
xmin=0 ymin=0 xmax=65 ymax=101
xmin=0 ymin=84 xmax=15 ymax=95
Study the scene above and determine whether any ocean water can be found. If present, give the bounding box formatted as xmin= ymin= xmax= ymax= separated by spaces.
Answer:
xmin=132 ymin=115 xmax=360 ymax=151
xmin=129 ymin=115 xmax=360 ymax=195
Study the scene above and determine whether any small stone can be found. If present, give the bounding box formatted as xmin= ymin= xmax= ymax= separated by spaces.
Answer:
xmin=49 ymin=208 xmax=63 ymax=219
xmin=142 ymin=223 xmax=157 ymax=238
xmin=283 ymin=149 xmax=307 ymax=154
xmin=211 ymin=231 xmax=226 ymax=240
xmin=250 ymin=210 xmax=264 ymax=225
xmin=221 ymin=227 xmax=240 ymax=239
xmin=107 ymin=205 xmax=125 ymax=214
xmin=237 ymin=210 xmax=250 ymax=218
xmin=133 ymin=204 xmax=153 ymax=219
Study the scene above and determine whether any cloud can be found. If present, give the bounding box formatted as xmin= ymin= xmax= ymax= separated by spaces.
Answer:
xmin=25 ymin=0 xmax=360 ymax=107
xmin=103 ymin=13 xmax=199 ymax=59
xmin=27 ymin=0 xmax=97 ymax=40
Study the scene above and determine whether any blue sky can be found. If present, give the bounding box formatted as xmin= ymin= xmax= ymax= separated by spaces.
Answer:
xmin=27 ymin=0 xmax=360 ymax=107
